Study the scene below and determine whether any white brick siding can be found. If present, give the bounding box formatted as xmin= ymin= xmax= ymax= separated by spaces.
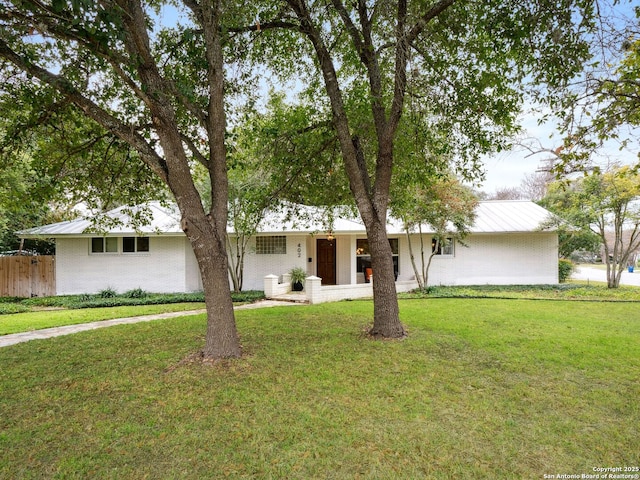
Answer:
xmin=54 ymin=230 xmax=558 ymax=295
xmin=399 ymin=233 xmax=558 ymax=286
xmin=184 ymin=238 xmax=203 ymax=291
xmin=239 ymin=235 xmax=308 ymax=291
xmin=55 ymin=236 xmax=191 ymax=295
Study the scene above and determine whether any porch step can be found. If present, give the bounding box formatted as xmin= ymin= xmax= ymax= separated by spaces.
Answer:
xmin=270 ymin=292 xmax=309 ymax=303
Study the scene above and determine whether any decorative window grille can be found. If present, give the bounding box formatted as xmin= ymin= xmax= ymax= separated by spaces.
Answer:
xmin=256 ymin=236 xmax=287 ymax=254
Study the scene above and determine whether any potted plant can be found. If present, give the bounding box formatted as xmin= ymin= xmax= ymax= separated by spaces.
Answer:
xmin=289 ymin=267 xmax=307 ymax=291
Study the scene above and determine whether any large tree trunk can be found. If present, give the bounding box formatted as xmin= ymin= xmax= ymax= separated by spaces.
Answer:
xmin=187 ymin=222 xmax=240 ymax=358
xmin=174 ymin=188 xmax=241 ymax=359
xmin=367 ymin=218 xmax=406 ymax=338
xmin=130 ymin=0 xmax=241 ymax=358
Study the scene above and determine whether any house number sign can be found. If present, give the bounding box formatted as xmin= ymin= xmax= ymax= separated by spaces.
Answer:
xmin=297 ymin=243 xmax=302 ymax=258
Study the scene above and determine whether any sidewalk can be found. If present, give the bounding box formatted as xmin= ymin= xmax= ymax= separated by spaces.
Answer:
xmin=0 ymin=300 xmax=300 ymax=348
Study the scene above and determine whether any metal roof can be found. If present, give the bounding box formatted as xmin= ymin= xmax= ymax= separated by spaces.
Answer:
xmin=18 ymin=200 xmax=555 ymax=238
xmin=468 ymin=201 xmax=555 ymax=233
xmin=18 ymin=202 xmax=183 ymax=237
xmin=256 ymin=201 xmax=555 ymax=235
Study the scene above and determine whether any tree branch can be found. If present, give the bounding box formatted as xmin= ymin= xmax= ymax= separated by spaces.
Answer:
xmin=0 ymin=39 xmax=169 ymax=183
xmin=226 ymin=19 xmax=300 ymax=33
xmin=405 ymin=0 xmax=457 ymax=45
xmin=5 ymin=1 xmax=209 ymax=129
xmin=181 ymin=134 xmax=210 ymax=168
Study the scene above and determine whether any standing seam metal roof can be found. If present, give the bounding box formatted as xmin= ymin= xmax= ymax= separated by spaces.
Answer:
xmin=18 ymin=200 xmax=555 ymax=237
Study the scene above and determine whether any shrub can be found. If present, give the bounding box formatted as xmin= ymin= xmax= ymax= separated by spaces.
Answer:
xmin=230 ymin=290 xmax=265 ymax=303
xmin=0 ymin=297 xmax=22 ymax=304
xmin=98 ymin=288 xmax=118 ymax=298
xmin=558 ymin=259 xmax=575 ymax=283
xmin=0 ymin=303 xmax=29 ymax=315
xmin=123 ymin=288 xmax=148 ymax=299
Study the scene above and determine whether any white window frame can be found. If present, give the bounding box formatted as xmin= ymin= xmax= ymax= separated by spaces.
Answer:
xmin=122 ymin=236 xmax=150 ymax=253
xmin=90 ymin=237 xmax=119 ymax=254
xmin=432 ymin=237 xmax=454 ymax=256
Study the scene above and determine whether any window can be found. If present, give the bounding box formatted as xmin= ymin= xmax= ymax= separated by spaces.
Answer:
xmin=432 ymin=237 xmax=454 ymax=256
xmin=123 ymin=237 xmax=150 ymax=253
xmin=356 ymin=238 xmax=399 ymax=280
xmin=256 ymin=236 xmax=287 ymax=254
xmin=91 ymin=237 xmax=118 ymax=253
xmin=91 ymin=237 xmax=149 ymax=254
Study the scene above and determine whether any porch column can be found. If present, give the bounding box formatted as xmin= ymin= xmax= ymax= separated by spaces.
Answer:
xmin=350 ymin=236 xmax=358 ymax=285
xmin=305 ymin=275 xmax=322 ymax=304
xmin=264 ymin=274 xmax=279 ymax=299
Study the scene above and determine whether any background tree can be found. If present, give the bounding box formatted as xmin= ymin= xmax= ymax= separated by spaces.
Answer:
xmin=0 ymin=100 xmax=155 ymax=253
xmin=0 ymin=0 xmax=247 ymax=358
xmin=251 ymin=92 xmax=352 ymax=208
xmin=246 ymin=0 xmax=598 ymax=338
xmin=223 ymin=120 xmax=284 ymax=293
xmin=538 ymin=181 xmax=601 ymax=261
xmin=541 ymin=165 xmax=640 ymax=287
xmin=391 ymin=172 xmax=477 ymax=289
xmin=0 ymin=153 xmax=55 ymax=254
xmin=225 ymin=166 xmax=273 ymax=293
xmin=487 ymin=187 xmax=527 ymax=201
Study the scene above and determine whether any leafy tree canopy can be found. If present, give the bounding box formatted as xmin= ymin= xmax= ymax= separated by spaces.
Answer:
xmin=540 ymin=165 xmax=640 ymax=287
xmin=555 ymin=3 xmax=640 ymax=174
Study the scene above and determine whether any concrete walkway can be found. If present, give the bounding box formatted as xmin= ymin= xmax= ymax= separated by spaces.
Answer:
xmin=0 ymin=300 xmax=300 ymax=348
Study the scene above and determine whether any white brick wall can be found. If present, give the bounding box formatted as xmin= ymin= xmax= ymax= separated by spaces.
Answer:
xmin=400 ymin=233 xmax=558 ymax=286
xmin=55 ymin=230 xmax=558 ymax=295
xmin=303 ymin=277 xmax=419 ymax=304
xmin=239 ymin=235 xmax=308 ymax=291
xmin=56 ymin=236 xmax=190 ymax=295
xmin=184 ymin=238 xmax=203 ymax=291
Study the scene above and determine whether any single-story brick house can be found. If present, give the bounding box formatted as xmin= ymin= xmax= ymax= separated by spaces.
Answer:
xmin=19 ymin=200 xmax=558 ymax=295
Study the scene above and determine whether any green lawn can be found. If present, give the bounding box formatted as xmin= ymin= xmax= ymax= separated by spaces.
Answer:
xmin=400 ymin=283 xmax=640 ymax=301
xmin=1 ymin=299 xmax=638 ymax=479
xmin=0 ymin=303 xmax=205 ymax=335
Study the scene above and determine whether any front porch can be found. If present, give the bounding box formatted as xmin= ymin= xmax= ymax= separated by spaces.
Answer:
xmin=264 ymin=274 xmax=419 ymax=305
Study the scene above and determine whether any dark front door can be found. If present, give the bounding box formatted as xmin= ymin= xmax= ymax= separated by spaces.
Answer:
xmin=317 ymin=239 xmax=336 ymax=285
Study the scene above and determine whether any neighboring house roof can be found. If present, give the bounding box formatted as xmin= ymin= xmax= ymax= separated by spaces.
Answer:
xmin=18 ymin=200 xmax=555 ymax=238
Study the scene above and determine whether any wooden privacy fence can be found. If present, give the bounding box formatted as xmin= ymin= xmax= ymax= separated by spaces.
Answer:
xmin=0 ymin=256 xmax=55 ymax=298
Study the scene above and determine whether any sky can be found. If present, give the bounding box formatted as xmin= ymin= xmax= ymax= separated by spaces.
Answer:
xmin=480 ymin=114 xmax=639 ymax=195
xmin=479 ymin=114 xmax=563 ymax=194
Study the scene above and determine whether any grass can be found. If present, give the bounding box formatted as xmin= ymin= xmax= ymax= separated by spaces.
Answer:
xmin=0 ymin=290 xmax=265 ymax=335
xmin=0 ymin=303 xmax=204 ymax=335
xmin=1 ymin=299 xmax=638 ymax=478
xmin=2 ymin=284 xmax=638 ymax=336
xmin=400 ymin=283 xmax=640 ymax=302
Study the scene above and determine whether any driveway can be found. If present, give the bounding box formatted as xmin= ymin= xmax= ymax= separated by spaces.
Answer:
xmin=571 ymin=265 xmax=640 ymax=287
